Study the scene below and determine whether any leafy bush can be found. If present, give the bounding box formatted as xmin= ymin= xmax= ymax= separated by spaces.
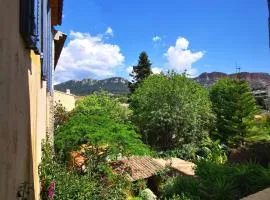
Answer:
xmin=131 ymin=73 xmax=215 ymax=150
xmin=159 ymin=143 xmax=199 ymax=161
xmin=167 ymin=194 xmax=193 ymax=200
xmin=246 ymin=115 xmax=270 ymax=142
xmin=162 ymin=176 xmax=200 ymax=200
xmin=139 ymin=188 xmax=157 ymax=200
xmin=196 ymin=160 xmax=270 ymax=199
xmin=159 ymin=138 xmax=227 ymax=163
xmin=131 ymin=180 xmax=147 ymax=196
xmin=161 ymin=159 xmax=270 ymax=200
xmin=130 ymin=197 xmax=143 ymax=200
xmin=39 ymin=138 xmax=130 ymax=200
xmin=198 ymin=139 xmax=227 ymax=164
xmin=54 ymin=102 xmax=72 ymax=132
xmin=55 ymin=92 xmax=151 ymax=160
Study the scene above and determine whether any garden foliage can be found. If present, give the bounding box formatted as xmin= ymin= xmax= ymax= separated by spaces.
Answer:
xmin=129 ymin=51 xmax=153 ymax=93
xmin=55 ymin=92 xmax=151 ymax=160
xmin=210 ymin=78 xmax=258 ymax=146
xmin=131 ymin=73 xmax=215 ymax=150
xmin=39 ymin=138 xmax=130 ymax=200
xmin=162 ymin=160 xmax=270 ymax=200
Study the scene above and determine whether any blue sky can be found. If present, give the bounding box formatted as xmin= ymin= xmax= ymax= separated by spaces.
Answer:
xmin=55 ymin=0 xmax=270 ymax=83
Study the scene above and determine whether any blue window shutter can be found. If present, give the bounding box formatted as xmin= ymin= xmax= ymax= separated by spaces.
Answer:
xmin=42 ymin=0 xmax=48 ymax=81
xmin=47 ymin=8 xmax=53 ymax=93
xmin=20 ymin=0 xmax=40 ymax=54
xmin=34 ymin=0 xmax=41 ymax=53
xmin=41 ymin=0 xmax=53 ymax=93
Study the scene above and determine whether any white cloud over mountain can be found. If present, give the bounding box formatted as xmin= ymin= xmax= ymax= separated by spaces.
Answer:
xmin=126 ymin=66 xmax=162 ymax=75
xmin=55 ymin=28 xmax=124 ymax=83
xmin=164 ymin=37 xmax=204 ymax=77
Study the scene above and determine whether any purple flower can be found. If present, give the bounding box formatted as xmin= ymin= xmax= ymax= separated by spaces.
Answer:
xmin=48 ymin=182 xmax=55 ymax=199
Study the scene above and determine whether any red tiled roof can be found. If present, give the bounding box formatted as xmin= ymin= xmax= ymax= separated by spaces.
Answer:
xmin=110 ymin=156 xmax=164 ymax=182
xmin=154 ymin=158 xmax=195 ymax=176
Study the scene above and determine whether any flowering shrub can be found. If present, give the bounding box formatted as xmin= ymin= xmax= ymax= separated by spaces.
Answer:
xmin=39 ymin=138 xmax=131 ymax=200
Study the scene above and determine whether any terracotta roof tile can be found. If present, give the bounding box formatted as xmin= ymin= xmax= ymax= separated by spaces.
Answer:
xmin=110 ymin=156 xmax=164 ymax=182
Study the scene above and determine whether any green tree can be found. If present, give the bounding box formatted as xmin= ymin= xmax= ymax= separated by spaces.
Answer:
xmin=55 ymin=92 xmax=151 ymax=159
xmin=129 ymin=51 xmax=152 ymax=93
xmin=210 ymin=78 xmax=258 ymax=146
xmin=54 ymin=102 xmax=71 ymax=132
xmin=39 ymin=138 xmax=130 ymax=200
xmin=130 ymin=73 xmax=214 ymax=150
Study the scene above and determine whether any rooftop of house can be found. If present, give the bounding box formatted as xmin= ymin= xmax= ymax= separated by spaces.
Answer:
xmin=154 ymin=158 xmax=196 ymax=176
xmin=50 ymin=0 xmax=64 ymax=26
xmin=110 ymin=156 xmax=196 ymax=182
xmin=53 ymin=30 xmax=67 ymax=68
xmin=110 ymin=156 xmax=164 ymax=182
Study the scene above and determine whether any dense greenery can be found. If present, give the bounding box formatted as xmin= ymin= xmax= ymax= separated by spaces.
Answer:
xmin=162 ymin=160 xmax=270 ymax=200
xmin=41 ymin=70 xmax=270 ymax=199
xmin=54 ymin=102 xmax=71 ymax=132
xmin=129 ymin=52 xmax=153 ymax=93
xmin=55 ymin=92 xmax=151 ymax=160
xmin=131 ymin=73 xmax=215 ymax=150
xmin=246 ymin=114 xmax=270 ymax=142
xmin=210 ymin=78 xmax=258 ymax=146
xmin=39 ymin=138 xmax=130 ymax=200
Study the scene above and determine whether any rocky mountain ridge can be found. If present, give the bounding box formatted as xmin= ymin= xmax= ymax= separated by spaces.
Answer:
xmin=55 ymin=72 xmax=270 ymax=96
xmin=194 ymin=72 xmax=270 ymax=90
xmin=54 ymin=77 xmax=129 ymax=96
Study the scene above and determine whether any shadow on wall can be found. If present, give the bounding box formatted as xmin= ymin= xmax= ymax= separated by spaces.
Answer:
xmin=0 ymin=1 xmax=35 ymax=198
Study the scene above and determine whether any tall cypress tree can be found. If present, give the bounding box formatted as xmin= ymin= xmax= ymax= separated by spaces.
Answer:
xmin=210 ymin=78 xmax=258 ymax=146
xmin=129 ymin=51 xmax=152 ymax=93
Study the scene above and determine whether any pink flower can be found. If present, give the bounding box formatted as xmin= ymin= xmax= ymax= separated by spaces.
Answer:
xmin=48 ymin=182 xmax=55 ymax=199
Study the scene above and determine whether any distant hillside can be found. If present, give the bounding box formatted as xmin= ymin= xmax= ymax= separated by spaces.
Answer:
xmin=55 ymin=77 xmax=129 ymax=96
xmin=55 ymin=72 xmax=270 ymax=96
xmin=194 ymin=72 xmax=270 ymax=90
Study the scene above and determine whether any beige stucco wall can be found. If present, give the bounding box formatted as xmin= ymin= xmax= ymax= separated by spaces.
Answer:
xmin=54 ymin=90 xmax=76 ymax=111
xmin=29 ymin=52 xmax=48 ymax=200
xmin=0 ymin=0 xmax=47 ymax=199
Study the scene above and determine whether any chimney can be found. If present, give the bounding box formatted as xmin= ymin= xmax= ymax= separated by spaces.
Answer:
xmin=66 ymin=89 xmax=71 ymax=94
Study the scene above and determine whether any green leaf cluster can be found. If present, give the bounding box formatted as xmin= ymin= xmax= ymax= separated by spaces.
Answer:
xmin=39 ymin=139 xmax=130 ymax=200
xmin=131 ymin=73 xmax=215 ymax=150
xmin=162 ymin=160 xmax=270 ymax=200
xmin=210 ymin=78 xmax=258 ymax=146
xmin=129 ymin=51 xmax=153 ymax=93
xmin=55 ymin=92 xmax=151 ymax=159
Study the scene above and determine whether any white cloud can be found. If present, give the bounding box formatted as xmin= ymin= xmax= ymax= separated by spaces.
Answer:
xmin=164 ymin=37 xmax=204 ymax=74
xmin=55 ymin=30 xmax=124 ymax=83
xmin=105 ymin=27 xmax=114 ymax=37
xmin=126 ymin=66 xmax=133 ymax=74
xmin=152 ymin=67 xmax=162 ymax=74
xmin=152 ymin=36 xmax=161 ymax=42
xmin=126 ymin=66 xmax=162 ymax=75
